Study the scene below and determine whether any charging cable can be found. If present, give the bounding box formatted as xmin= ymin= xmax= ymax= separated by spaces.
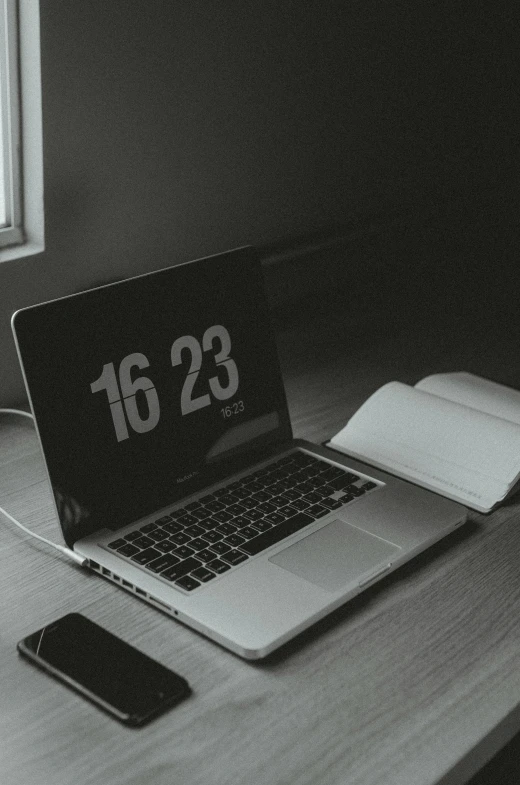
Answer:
xmin=0 ymin=408 xmax=88 ymax=567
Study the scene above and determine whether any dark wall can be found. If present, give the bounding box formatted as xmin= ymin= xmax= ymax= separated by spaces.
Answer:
xmin=0 ymin=0 xmax=517 ymax=404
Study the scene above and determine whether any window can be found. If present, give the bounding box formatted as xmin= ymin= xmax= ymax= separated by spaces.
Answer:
xmin=0 ymin=0 xmax=43 ymax=262
xmin=0 ymin=0 xmax=22 ymax=244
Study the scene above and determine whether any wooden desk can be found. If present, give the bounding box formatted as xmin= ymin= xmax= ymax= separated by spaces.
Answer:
xmin=1 ymin=300 xmax=520 ymax=785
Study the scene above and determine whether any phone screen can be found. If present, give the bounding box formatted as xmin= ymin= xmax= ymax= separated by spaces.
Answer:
xmin=17 ymin=613 xmax=191 ymax=725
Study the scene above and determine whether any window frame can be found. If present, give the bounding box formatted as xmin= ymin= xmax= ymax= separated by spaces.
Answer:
xmin=0 ymin=0 xmax=23 ymax=248
xmin=0 ymin=0 xmax=43 ymax=263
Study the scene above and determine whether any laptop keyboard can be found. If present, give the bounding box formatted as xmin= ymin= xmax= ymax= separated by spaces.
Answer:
xmin=105 ymin=452 xmax=379 ymax=592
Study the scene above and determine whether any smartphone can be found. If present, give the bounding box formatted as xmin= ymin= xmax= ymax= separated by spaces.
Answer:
xmin=17 ymin=613 xmax=191 ymax=726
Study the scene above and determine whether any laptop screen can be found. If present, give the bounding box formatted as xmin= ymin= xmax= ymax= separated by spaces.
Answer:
xmin=12 ymin=247 xmax=292 ymax=547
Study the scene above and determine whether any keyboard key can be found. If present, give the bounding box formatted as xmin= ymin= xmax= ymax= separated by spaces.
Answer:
xmin=177 ymin=513 xmax=198 ymax=527
xmin=290 ymin=498 xmax=310 ymax=511
xmin=343 ymin=484 xmax=366 ymax=497
xmin=231 ymin=516 xmax=251 ymax=529
xmin=185 ymin=500 xmax=202 ymax=510
xmin=239 ymin=525 xmax=261 ymax=539
xmin=191 ymin=567 xmax=216 ymax=583
xmin=251 ymin=491 xmax=272 ymax=503
xmin=216 ymin=522 xmax=237 ymax=536
xmin=190 ymin=508 xmax=212 ymax=521
xmin=361 ymin=481 xmax=377 ymax=491
xmin=172 ymin=545 xmax=195 ymax=560
xmin=131 ymin=547 xmax=162 ymax=565
xmin=209 ymin=542 xmax=231 ymax=556
xmin=263 ymin=512 xmax=285 ymax=525
xmin=256 ymin=502 xmax=277 ymax=514
xmin=238 ymin=497 xmax=257 ymax=510
xmin=156 ymin=515 xmax=172 ymax=525
xmin=221 ymin=549 xmax=249 ymax=566
xmin=201 ymin=530 xmax=223 ymax=544
xmin=117 ymin=543 xmax=139 ymax=557
xmin=205 ymin=500 xmax=226 ymax=512
xmin=322 ymin=466 xmax=348 ymax=480
xmin=155 ymin=540 xmax=178 ymax=553
xmin=211 ymin=510 xmax=234 ymax=524
xmin=271 ymin=481 xmax=293 ymax=494
xmin=170 ymin=531 xmax=192 ymax=545
xmin=183 ymin=524 xmax=206 ymax=538
xmin=295 ymin=482 xmax=314 ymax=494
xmin=146 ymin=554 xmax=181 ymax=573
xmin=218 ymin=493 xmax=240 ymax=506
xmin=316 ymin=484 xmax=334 ymax=496
xmin=271 ymin=495 xmax=290 ymax=507
xmin=224 ymin=534 xmax=246 ymax=548
xmin=140 ymin=522 xmax=158 ymax=533
xmin=201 ymin=517 xmax=222 ymax=530
xmin=319 ymin=498 xmax=343 ymax=510
xmin=279 ymin=489 xmax=300 ymax=501
xmin=108 ymin=538 xmax=127 ymax=549
xmin=250 ymin=520 xmax=272 ymax=533
xmin=227 ymin=503 xmax=247 ymax=516
xmin=239 ymin=512 xmax=314 ymax=556
xmin=232 ymin=487 xmax=251 ymax=500
xmin=124 ymin=531 xmax=142 ymax=541
xmin=188 ymin=538 xmax=209 ymax=551
xmin=242 ymin=481 xmax=264 ymax=493
xmin=162 ymin=521 xmax=184 ymax=534
xmin=306 ymin=504 xmax=329 ymax=518
xmin=133 ymin=535 xmax=155 ymax=549
xmin=329 ymin=475 xmax=359 ymax=492
xmin=148 ymin=529 xmax=170 ymax=542
xmin=243 ymin=509 xmax=263 ymax=521
xmin=206 ymin=559 xmax=231 ymax=574
xmin=303 ymin=491 xmax=324 ymax=504
xmin=213 ymin=487 xmax=230 ymax=497
xmin=161 ymin=557 xmax=202 ymax=582
xmin=175 ymin=576 xmax=201 ymax=591
xmin=196 ymin=548 xmax=218 ymax=562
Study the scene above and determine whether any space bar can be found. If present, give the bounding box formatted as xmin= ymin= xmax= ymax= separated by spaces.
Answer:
xmin=239 ymin=513 xmax=315 ymax=556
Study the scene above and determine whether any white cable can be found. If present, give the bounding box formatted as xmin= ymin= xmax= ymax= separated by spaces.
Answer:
xmin=0 ymin=407 xmax=34 ymax=420
xmin=0 ymin=503 xmax=87 ymax=566
xmin=0 ymin=407 xmax=88 ymax=567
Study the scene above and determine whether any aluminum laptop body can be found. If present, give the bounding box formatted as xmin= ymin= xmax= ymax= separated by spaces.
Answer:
xmin=12 ymin=247 xmax=467 ymax=659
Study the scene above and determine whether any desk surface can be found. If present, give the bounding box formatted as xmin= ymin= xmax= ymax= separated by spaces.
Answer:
xmin=1 ymin=298 xmax=520 ymax=785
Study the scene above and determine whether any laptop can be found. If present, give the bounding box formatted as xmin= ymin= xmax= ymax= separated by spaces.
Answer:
xmin=11 ymin=246 xmax=467 ymax=659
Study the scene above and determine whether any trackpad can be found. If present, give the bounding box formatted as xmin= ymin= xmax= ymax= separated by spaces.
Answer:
xmin=269 ymin=519 xmax=400 ymax=592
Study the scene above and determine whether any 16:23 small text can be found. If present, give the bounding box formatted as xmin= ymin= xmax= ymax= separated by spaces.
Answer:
xmin=220 ymin=400 xmax=245 ymax=419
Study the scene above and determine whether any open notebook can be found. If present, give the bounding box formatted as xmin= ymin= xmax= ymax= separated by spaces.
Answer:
xmin=327 ymin=372 xmax=520 ymax=513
